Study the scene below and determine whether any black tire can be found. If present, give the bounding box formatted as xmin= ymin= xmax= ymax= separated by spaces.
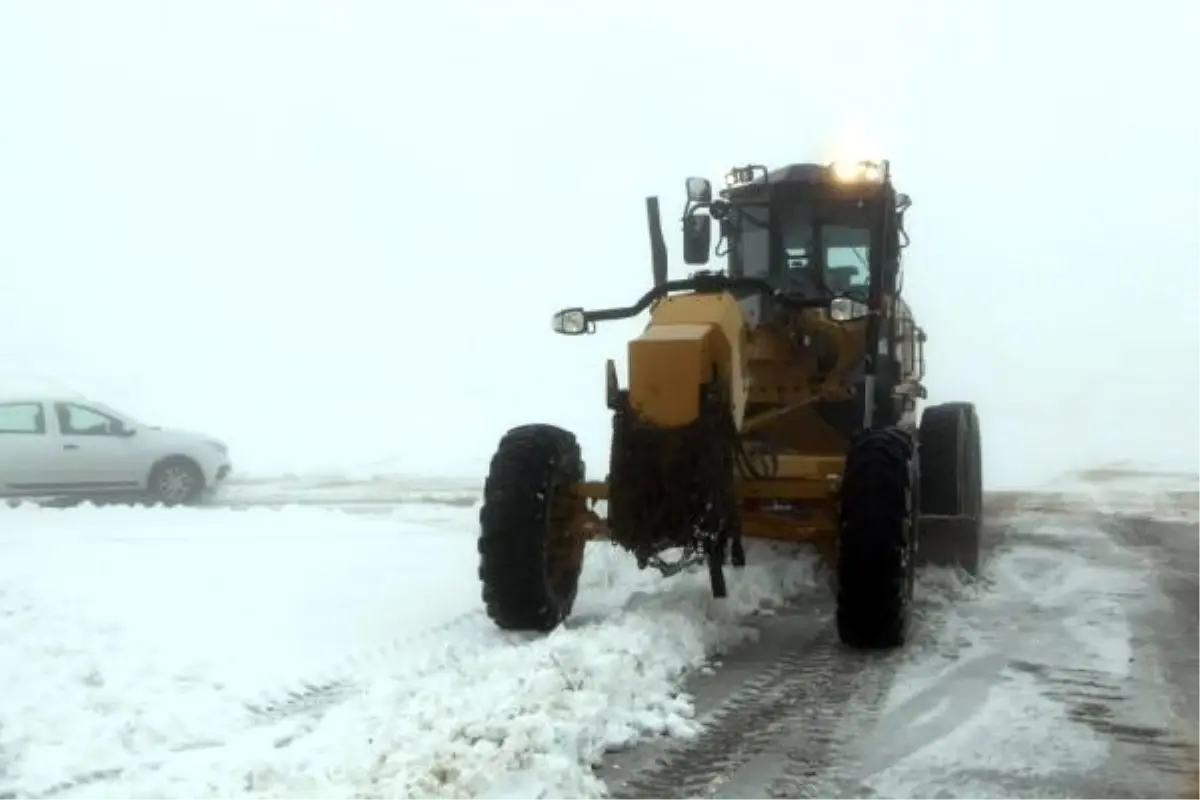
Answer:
xmin=478 ymin=423 xmax=586 ymax=632
xmin=148 ymin=457 xmax=206 ymax=507
xmin=836 ymin=426 xmax=917 ymax=649
xmin=917 ymin=402 xmax=983 ymax=575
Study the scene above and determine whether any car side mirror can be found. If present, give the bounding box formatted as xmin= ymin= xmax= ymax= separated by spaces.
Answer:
xmin=682 ymin=214 xmax=711 ymax=266
xmin=110 ymin=420 xmax=136 ymax=437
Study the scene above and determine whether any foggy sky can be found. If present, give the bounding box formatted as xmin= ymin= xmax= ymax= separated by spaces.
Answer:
xmin=1 ymin=0 xmax=1196 ymax=487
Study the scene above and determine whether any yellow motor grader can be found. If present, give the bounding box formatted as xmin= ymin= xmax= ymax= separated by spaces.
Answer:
xmin=478 ymin=159 xmax=983 ymax=649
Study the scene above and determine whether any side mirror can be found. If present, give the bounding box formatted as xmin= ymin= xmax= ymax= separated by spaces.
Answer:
xmin=685 ymin=177 xmax=712 ymax=204
xmin=110 ymin=420 xmax=136 ymax=437
xmin=682 ymin=214 xmax=711 ymax=266
xmin=551 ymin=308 xmax=591 ymax=336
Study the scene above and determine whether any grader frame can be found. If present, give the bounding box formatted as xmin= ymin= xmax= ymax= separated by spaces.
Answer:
xmin=477 ymin=159 xmax=984 ymax=650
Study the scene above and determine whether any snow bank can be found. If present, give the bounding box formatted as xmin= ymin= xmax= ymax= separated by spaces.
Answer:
xmin=0 ymin=504 xmax=485 ymax=797
xmin=0 ymin=504 xmax=817 ymax=799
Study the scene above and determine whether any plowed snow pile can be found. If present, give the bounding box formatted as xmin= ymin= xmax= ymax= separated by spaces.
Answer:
xmin=0 ymin=503 xmax=817 ymax=798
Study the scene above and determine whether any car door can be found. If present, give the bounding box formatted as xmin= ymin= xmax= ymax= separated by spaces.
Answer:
xmin=0 ymin=401 xmax=65 ymax=495
xmin=53 ymin=402 xmax=147 ymax=488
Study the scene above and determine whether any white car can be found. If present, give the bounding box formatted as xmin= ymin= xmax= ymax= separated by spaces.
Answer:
xmin=0 ymin=394 xmax=232 ymax=506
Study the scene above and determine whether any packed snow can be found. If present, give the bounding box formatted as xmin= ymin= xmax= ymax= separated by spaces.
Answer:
xmin=862 ymin=549 xmax=1124 ymax=794
xmin=857 ymin=495 xmax=1193 ymax=798
xmin=0 ymin=501 xmax=818 ymax=798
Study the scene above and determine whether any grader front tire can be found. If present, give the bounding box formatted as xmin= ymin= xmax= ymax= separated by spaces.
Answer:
xmin=478 ymin=424 xmax=586 ymax=632
xmin=836 ymin=427 xmax=917 ymax=649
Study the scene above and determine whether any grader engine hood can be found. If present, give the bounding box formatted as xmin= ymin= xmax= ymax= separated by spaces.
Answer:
xmin=627 ymin=292 xmax=748 ymax=430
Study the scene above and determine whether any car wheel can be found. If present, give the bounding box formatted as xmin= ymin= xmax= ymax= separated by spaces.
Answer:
xmin=149 ymin=459 xmax=205 ymax=507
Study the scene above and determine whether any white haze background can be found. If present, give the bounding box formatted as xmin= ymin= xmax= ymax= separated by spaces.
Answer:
xmin=1 ymin=0 xmax=1196 ymax=487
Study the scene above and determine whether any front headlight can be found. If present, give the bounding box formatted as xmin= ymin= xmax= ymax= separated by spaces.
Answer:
xmin=830 ymin=160 xmax=885 ymax=183
xmin=829 ymin=297 xmax=869 ymax=321
xmin=206 ymin=440 xmax=228 ymax=456
xmin=724 ymin=166 xmax=760 ymax=188
xmin=551 ymin=308 xmax=589 ymax=335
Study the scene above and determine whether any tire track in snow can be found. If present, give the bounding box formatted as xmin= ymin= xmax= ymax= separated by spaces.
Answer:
xmin=814 ymin=490 xmax=1199 ymax=799
xmin=602 ymin=494 xmax=1177 ymax=799
xmin=598 ymin=606 xmax=896 ymax=799
xmin=1097 ymin=514 xmax=1199 ymax=795
xmin=600 ymin=564 xmax=971 ymax=800
xmin=1010 ymin=660 xmax=1196 ymax=783
xmin=242 ymin=607 xmax=489 ymax=723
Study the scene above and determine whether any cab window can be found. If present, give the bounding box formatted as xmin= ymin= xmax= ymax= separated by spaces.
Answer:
xmin=823 ymin=224 xmax=871 ymax=293
xmin=732 ymin=206 xmax=770 ymax=278
xmin=0 ymin=403 xmax=46 ymax=434
xmin=55 ymin=403 xmax=123 ymax=436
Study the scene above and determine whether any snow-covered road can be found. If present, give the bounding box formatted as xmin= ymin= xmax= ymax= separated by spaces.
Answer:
xmin=600 ymin=471 xmax=1198 ymax=799
xmin=0 ymin=468 xmax=1195 ymax=798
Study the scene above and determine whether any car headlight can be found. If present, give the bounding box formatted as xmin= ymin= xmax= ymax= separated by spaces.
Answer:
xmin=206 ymin=440 xmax=228 ymax=456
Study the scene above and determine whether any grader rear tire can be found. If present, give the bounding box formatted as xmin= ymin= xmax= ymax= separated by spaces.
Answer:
xmin=836 ymin=426 xmax=917 ymax=649
xmin=917 ymin=402 xmax=983 ymax=575
xmin=478 ymin=424 xmax=586 ymax=632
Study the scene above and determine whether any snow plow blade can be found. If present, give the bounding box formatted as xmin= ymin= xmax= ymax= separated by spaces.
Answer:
xmin=917 ymin=513 xmax=982 ymax=576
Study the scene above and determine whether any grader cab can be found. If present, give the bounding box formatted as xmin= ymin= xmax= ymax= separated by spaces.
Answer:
xmin=478 ymin=159 xmax=983 ymax=649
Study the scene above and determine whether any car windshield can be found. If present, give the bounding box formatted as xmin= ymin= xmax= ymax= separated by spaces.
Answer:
xmin=733 ymin=204 xmax=871 ymax=297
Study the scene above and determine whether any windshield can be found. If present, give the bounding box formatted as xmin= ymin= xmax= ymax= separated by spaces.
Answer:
xmin=822 ymin=224 xmax=871 ymax=295
xmin=731 ymin=204 xmax=871 ymax=297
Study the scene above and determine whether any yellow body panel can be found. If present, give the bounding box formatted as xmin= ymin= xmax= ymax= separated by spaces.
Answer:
xmin=571 ymin=452 xmax=844 ymax=544
xmin=627 ymin=293 xmax=747 ymax=429
xmin=573 ymin=474 xmax=837 ymax=503
xmin=581 ymin=291 xmax=896 ymax=551
xmin=626 ymin=324 xmax=712 ymax=428
xmin=573 ymin=452 xmax=844 ymax=497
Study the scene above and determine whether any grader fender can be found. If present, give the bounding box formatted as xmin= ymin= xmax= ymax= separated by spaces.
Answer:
xmin=627 ymin=292 xmax=747 ymax=429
